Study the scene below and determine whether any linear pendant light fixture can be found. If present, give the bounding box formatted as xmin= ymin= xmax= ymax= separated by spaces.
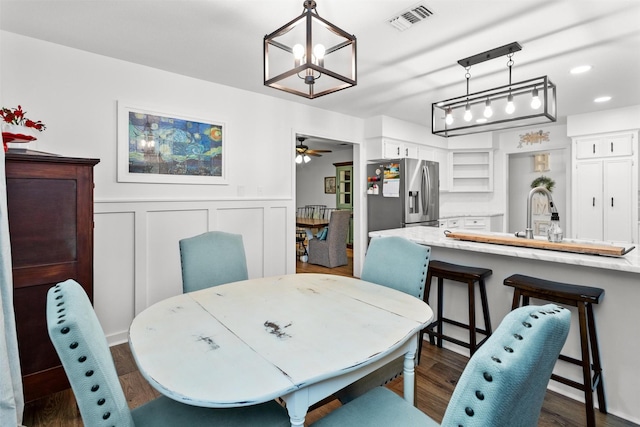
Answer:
xmin=432 ymin=42 xmax=556 ymax=137
xmin=264 ymin=1 xmax=357 ymax=99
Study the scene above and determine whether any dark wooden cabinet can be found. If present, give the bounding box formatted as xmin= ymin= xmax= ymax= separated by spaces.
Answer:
xmin=5 ymin=151 xmax=99 ymax=402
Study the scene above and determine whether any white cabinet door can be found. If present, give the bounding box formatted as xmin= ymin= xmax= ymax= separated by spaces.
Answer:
xmin=381 ymin=140 xmax=419 ymax=159
xmin=382 ymin=140 xmax=402 ymax=158
xmin=575 ymin=158 xmax=633 ymax=242
xmin=575 ymin=161 xmax=603 ymax=240
xmin=575 ymin=133 xmax=633 ymax=159
xmin=604 ymin=158 xmax=632 ymax=242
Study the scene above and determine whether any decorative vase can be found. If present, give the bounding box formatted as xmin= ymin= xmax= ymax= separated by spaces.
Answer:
xmin=2 ymin=123 xmax=39 ymax=152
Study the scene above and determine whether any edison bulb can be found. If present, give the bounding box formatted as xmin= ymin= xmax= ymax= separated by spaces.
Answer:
xmin=313 ymin=44 xmax=325 ymax=60
xmin=505 ymin=93 xmax=515 ymax=114
xmin=463 ymin=104 xmax=472 ymax=122
xmin=483 ymin=99 xmax=493 ymax=118
xmin=445 ymin=108 xmax=454 ymax=125
xmin=292 ymin=44 xmax=304 ymax=60
xmin=530 ymin=88 xmax=541 ymax=109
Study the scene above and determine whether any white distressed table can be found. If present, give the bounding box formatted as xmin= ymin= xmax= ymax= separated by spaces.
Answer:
xmin=128 ymin=273 xmax=433 ymax=426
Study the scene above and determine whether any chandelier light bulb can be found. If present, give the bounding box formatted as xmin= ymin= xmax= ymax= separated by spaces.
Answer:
xmin=303 ymin=154 xmax=311 ymax=163
xmin=505 ymin=93 xmax=515 ymax=114
xmin=445 ymin=108 xmax=454 ymax=125
xmin=463 ymin=103 xmax=472 ymax=122
xmin=483 ymin=99 xmax=493 ymax=118
xmin=530 ymin=87 xmax=541 ymax=109
xmin=292 ymin=44 xmax=305 ymax=60
xmin=313 ymin=44 xmax=326 ymax=61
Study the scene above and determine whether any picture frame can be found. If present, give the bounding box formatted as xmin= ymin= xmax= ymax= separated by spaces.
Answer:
xmin=324 ymin=176 xmax=336 ymax=194
xmin=117 ymin=101 xmax=227 ymax=184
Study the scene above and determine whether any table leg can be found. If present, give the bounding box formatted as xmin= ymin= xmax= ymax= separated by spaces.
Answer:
xmin=403 ymin=340 xmax=417 ymax=405
xmin=283 ymin=389 xmax=309 ymax=427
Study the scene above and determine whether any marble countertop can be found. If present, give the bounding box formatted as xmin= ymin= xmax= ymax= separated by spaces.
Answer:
xmin=369 ymin=226 xmax=640 ymax=274
xmin=439 ymin=212 xmax=504 ymax=219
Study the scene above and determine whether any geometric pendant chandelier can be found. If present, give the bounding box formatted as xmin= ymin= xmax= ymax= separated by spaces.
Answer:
xmin=432 ymin=42 xmax=556 ymax=138
xmin=264 ymin=0 xmax=357 ymax=99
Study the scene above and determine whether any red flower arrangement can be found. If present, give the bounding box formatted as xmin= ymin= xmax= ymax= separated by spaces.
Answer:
xmin=1 ymin=105 xmax=46 ymax=131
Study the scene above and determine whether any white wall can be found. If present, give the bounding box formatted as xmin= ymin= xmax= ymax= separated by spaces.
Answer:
xmin=296 ymin=149 xmax=353 ymax=208
xmin=1 ymin=31 xmax=364 ymax=344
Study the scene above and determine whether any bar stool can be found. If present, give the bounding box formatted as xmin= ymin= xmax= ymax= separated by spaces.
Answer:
xmin=504 ymin=274 xmax=606 ymax=427
xmin=420 ymin=260 xmax=493 ymax=361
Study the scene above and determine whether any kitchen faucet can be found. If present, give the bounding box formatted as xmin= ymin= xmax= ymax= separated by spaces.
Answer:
xmin=517 ymin=186 xmax=558 ymax=239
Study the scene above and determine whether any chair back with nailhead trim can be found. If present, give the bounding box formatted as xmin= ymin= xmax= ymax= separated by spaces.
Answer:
xmin=441 ymin=303 xmax=571 ymax=427
xmin=47 ymin=279 xmax=135 ymax=427
xmin=361 ymin=236 xmax=431 ymax=300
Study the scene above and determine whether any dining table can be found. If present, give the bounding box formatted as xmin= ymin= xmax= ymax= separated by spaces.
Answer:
xmin=128 ymin=273 xmax=433 ymax=426
xmin=295 ymin=217 xmax=330 ymax=228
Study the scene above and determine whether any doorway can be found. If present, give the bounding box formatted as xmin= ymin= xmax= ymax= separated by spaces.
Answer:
xmin=507 ymin=148 xmax=568 ymax=235
xmin=294 ymin=133 xmax=354 ymax=276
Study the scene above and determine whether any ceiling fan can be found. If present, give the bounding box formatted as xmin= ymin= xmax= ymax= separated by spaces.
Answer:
xmin=295 ymin=136 xmax=332 ymax=163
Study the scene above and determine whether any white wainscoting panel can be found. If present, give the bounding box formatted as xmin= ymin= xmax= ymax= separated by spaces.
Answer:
xmin=94 ymin=199 xmax=293 ymax=345
xmin=94 ymin=211 xmax=136 ymax=344
xmin=147 ymin=209 xmax=209 ymax=307
xmin=217 ymin=207 xmax=264 ymax=278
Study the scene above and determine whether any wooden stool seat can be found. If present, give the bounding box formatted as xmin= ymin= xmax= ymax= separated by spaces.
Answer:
xmin=420 ymin=260 xmax=493 ymax=361
xmin=504 ymin=274 xmax=606 ymax=427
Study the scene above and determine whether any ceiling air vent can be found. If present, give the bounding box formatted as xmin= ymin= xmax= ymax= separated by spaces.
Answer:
xmin=388 ymin=3 xmax=433 ymax=32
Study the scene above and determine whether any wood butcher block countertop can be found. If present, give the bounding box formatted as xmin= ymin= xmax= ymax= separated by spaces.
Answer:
xmin=444 ymin=231 xmax=635 ymax=257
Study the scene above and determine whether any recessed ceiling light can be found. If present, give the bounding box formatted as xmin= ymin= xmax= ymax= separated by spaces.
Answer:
xmin=570 ymin=65 xmax=592 ymax=74
xmin=475 ymin=118 xmax=488 ymax=124
xmin=594 ymin=96 xmax=611 ymax=103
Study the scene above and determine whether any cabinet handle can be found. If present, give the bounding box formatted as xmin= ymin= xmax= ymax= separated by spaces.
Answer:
xmin=593 ymin=143 xmax=596 ymax=154
xmin=593 ymin=197 xmax=595 ymax=207
xmin=612 ymin=197 xmax=614 ymax=207
xmin=611 ymin=142 xmax=614 ymax=152
xmin=405 ymin=148 xmax=409 ymax=156
xmin=397 ymin=147 xmax=400 ymax=156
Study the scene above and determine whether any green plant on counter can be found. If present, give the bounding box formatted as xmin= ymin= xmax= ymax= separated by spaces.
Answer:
xmin=531 ymin=175 xmax=555 ymax=192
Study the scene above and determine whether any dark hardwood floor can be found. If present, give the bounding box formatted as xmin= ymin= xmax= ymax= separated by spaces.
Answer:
xmin=21 ymin=250 xmax=637 ymax=426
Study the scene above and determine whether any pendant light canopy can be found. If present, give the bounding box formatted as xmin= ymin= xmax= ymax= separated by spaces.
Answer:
xmin=264 ymin=1 xmax=357 ymax=99
xmin=432 ymin=42 xmax=556 ymax=137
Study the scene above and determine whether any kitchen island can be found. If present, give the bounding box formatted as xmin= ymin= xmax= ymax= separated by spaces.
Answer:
xmin=369 ymin=226 xmax=640 ymax=424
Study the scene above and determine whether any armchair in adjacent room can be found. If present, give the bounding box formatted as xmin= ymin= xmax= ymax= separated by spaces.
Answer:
xmin=179 ymin=231 xmax=248 ymax=293
xmin=312 ymin=303 xmax=571 ymax=427
xmin=308 ymin=209 xmax=351 ymax=268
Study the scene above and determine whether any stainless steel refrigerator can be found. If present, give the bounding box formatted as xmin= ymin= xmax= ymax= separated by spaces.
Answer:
xmin=367 ymin=158 xmax=439 ymax=232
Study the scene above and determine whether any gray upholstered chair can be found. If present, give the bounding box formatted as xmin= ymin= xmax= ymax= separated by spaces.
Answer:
xmin=46 ymin=279 xmax=290 ymax=427
xmin=334 ymin=236 xmax=431 ymax=404
xmin=308 ymin=209 xmax=351 ymax=268
xmin=179 ymin=231 xmax=248 ymax=293
xmin=312 ymin=303 xmax=571 ymax=427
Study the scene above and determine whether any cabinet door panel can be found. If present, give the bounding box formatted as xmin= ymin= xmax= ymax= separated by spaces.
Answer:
xmin=604 ymin=159 xmax=632 ymax=242
xmin=575 ymin=161 xmax=603 ymax=240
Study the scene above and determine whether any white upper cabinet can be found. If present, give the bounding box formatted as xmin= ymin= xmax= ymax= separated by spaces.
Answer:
xmin=575 ymin=133 xmax=633 ymax=159
xmin=381 ymin=139 xmax=419 ymax=159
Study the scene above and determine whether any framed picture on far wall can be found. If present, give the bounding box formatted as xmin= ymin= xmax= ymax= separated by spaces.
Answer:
xmin=324 ymin=176 xmax=336 ymax=194
xmin=117 ymin=101 xmax=227 ymax=184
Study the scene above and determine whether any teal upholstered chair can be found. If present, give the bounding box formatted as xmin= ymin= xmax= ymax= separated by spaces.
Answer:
xmin=179 ymin=231 xmax=249 ymax=293
xmin=334 ymin=236 xmax=431 ymax=404
xmin=312 ymin=303 xmax=571 ymax=427
xmin=46 ymin=279 xmax=290 ymax=427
